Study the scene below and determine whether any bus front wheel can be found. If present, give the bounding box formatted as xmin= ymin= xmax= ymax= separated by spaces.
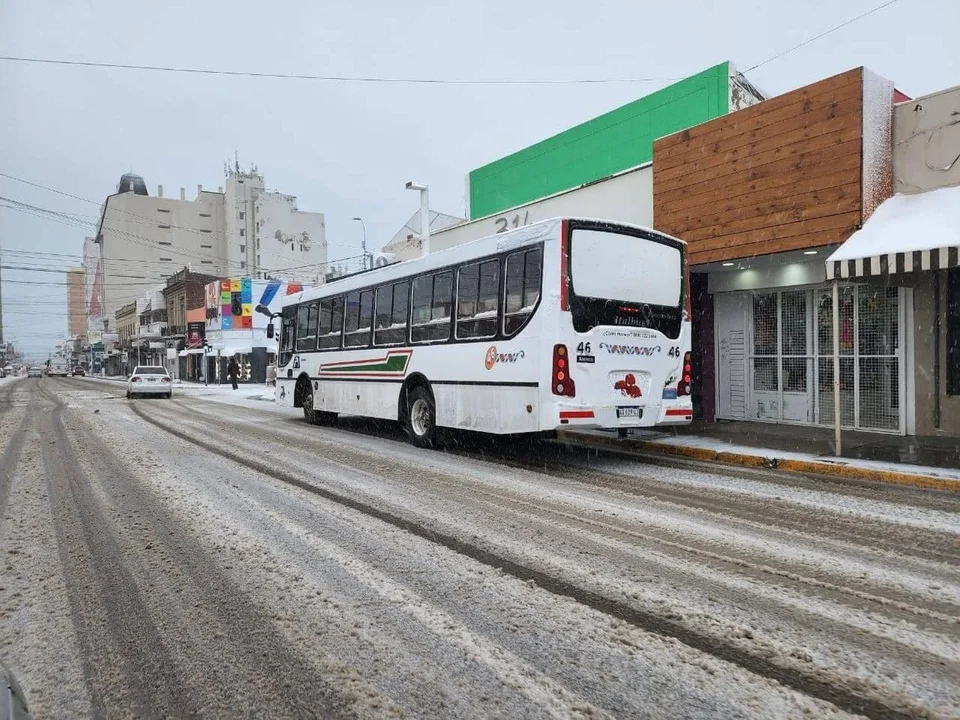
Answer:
xmin=405 ymin=385 xmax=436 ymax=448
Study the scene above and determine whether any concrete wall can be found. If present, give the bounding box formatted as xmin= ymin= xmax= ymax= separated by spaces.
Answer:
xmin=66 ymin=268 xmax=85 ymax=337
xmin=893 ymin=84 xmax=960 ymax=193
xmin=911 ymin=270 xmax=960 ymax=436
xmin=384 ymin=165 xmax=653 ymax=261
xmin=253 ymin=191 xmax=327 ymax=284
xmin=98 ymin=190 xmax=227 ymax=327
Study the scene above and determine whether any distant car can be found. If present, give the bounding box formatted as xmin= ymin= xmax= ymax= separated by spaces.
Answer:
xmin=72 ymin=367 xmax=86 ymax=377
xmin=27 ymin=366 xmax=43 ymax=378
xmin=127 ymin=365 xmax=173 ymax=399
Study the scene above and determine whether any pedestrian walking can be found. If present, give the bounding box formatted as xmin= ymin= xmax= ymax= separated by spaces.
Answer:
xmin=227 ymin=357 xmax=240 ymax=390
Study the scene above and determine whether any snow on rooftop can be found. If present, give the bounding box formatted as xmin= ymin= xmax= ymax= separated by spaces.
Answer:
xmin=827 ymin=185 xmax=960 ymax=263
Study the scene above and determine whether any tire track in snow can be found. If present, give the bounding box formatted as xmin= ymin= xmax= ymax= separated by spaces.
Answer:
xmin=129 ymin=400 xmax=924 ymax=720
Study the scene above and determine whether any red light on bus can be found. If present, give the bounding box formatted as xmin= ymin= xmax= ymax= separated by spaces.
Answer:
xmin=552 ymin=344 xmax=576 ymax=397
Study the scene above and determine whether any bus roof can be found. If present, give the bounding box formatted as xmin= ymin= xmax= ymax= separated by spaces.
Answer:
xmin=290 ymin=216 xmax=684 ymax=307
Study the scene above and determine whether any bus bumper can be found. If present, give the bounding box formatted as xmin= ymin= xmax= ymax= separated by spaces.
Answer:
xmin=553 ymin=403 xmax=693 ymax=429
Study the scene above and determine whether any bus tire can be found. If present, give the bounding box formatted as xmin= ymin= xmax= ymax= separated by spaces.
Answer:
xmin=298 ymin=377 xmax=318 ymax=424
xmin=405 ymin=385 xmax=436 ymax=448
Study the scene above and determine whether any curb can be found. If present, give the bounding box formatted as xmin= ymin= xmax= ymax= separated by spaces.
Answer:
xmin=560 ymin=431 xmax=960 ymax=493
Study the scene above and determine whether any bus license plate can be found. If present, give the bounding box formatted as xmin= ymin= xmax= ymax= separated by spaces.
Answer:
xmin=617 ymin=407 xmax=642 ymax=419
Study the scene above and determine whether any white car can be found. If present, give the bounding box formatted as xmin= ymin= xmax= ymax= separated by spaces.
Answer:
xmin=27 ymin=366 xmax=43 ymax=378
xmin=126 ymin=365 xmax=173 ymax=399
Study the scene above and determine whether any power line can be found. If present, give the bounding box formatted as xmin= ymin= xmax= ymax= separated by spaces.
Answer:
xmin=0 ymin=55 xmax=677 ymax=85
xmin=0 ymin=179 xmax=361 ymax=270
xmin=744 ymin=0 xmax=902 ymax=72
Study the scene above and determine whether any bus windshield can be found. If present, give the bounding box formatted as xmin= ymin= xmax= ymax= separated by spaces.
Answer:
xmin=569 ymin=225 xmax=684 ymax=337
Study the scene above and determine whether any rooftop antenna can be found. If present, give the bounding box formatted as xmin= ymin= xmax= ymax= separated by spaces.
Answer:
xmin=235 ymin=151 xmax=240 ymax=173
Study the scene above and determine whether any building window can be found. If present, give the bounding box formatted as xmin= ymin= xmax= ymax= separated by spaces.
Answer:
xmin=158 ymin=224 xmax=171 ymax=229
xmin=201 ymin=244 xmax=212 ymax=249
xmin=201 ymin=260 xmax=213 ymax=265
xmin=159 ymin=257 xmax=172 ymax=261
xmin=239 ymin=211 xmax=245 ymax=220
xmin=240 ymin=261 xmax=246 ymax=269
xmin=456 ymin=259 xmax=500 ymax=339
xmin=256 ymin=255 xmax=260 ymax=265
xmin=947 ymin=268 xmax=960 ymax=395
xmin=240 ymin=229 xmax=245 ymax=237
xmin=199 ymin=212 xmax=211 ymax=218
xmin=200 ymin=229 xmax=212 ymax=234
xmin=158 ymin=241 xmax=172 ymax=246
xmin=256 ymin=238 xmax=260 ymax=249
xmin=158 ymin=208 xmax=170 ymax=213
xmin=239 ymin=244 xmax=245 ymax=253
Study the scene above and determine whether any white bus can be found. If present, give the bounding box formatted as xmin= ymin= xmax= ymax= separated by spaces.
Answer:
xmin=270 ymin=217 xmax=692 ymax=447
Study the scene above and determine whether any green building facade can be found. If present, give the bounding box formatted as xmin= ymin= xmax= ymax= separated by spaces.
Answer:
xmin=467 ymin=62 xmax=738 ymax=220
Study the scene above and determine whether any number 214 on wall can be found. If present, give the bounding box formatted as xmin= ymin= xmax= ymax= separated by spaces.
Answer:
xmin=494 ymin=210 xmax=530 ymax=233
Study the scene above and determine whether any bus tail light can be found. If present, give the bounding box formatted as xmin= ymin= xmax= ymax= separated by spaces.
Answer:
xmin=677 ymin=351 xmax=692 ymax=397
xmin=552 ymin=344 xmax=576 ymax=397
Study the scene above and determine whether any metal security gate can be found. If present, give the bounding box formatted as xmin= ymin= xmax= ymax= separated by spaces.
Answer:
xmin=744 ymin=285 xmax=904 ymax=433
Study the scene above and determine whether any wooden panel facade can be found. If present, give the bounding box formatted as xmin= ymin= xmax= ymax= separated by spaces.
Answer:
xmin=654 ymin=68 xmax=865 ymax=266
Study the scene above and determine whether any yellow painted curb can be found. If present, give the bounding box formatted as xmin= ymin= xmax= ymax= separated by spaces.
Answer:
xmin=560 ymin=431 xmax=960 ymax=493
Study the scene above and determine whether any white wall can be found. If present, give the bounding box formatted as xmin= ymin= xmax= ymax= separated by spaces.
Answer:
xmin=254 ymin=191 xmax=327 ymax=284
xmin=894 ymin=84 xmax=960 ymax=193
xmin=98 ymin=191 xmax=227 ymax=328
xmin=385 ymin=165 xmax=653 ymax=261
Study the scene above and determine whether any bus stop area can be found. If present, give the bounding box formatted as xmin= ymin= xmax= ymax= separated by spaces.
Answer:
xmin=566 ymin=421 xmax=960 ymax=491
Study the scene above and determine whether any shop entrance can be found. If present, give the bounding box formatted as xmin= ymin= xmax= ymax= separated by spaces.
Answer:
xmin=715 ymin=285 xmax=904 ymax=433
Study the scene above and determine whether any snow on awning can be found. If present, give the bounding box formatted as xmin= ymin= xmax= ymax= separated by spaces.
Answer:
xmin=826 ymin=185 xmax=960 ymax=280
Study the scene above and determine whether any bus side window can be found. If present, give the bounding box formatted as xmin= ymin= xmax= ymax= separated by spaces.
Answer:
xmin=317 ymin=297 xmax=343 ymax=350
xmin=411 ymin=272 xmax=452 ymax=343
xmin=504 ymin=248 xmax=542 ymax=335
xmin=457 ymin=259 xmax=499 ymax=339
xmin=296 ymin=302 xmax=319 ymax=351
xmin=344 ymin=290 xmax=374 ymax=347
xmin=374 ymin=281 xmax=409 ymax=346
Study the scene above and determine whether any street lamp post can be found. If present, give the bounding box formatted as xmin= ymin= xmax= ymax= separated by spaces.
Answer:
xmin=351 ymin=217 xmax=369 ymax=270
xmin=405 ymin=181 xmax=430 ymax=254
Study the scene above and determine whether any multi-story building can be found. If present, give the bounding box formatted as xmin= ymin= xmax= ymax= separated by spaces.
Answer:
xmin=224 ymin=163 xmax=328 ymax=284
xmin=91 ymin=167 xmax=327 ymax=332
xmin=93 ymin=173 xmax=228 ymax=329
xmin=65 ymin=267 xmax=86 ymax=337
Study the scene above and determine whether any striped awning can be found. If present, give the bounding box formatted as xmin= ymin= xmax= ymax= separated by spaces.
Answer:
xmin=826 ymin=186 xmax=960 ymax=280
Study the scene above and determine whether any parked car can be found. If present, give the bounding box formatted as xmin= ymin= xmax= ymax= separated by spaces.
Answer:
xmin=72 ymin=366 xmax=86 ymax=377
xmin=27 ymin=366 xmax=43 ymax=378
xmin=126 ymin=365 xmax=173 ymax=399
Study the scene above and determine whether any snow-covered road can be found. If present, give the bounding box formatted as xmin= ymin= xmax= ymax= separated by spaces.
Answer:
xmin=1 ymin=376 xmax=957 ymax=719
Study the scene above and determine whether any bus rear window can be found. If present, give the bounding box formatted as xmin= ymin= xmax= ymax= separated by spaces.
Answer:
xmin=568 ymin=227 xmax=684 ymax=337
xmin=570 ymin=228 xmax=681 ymax=307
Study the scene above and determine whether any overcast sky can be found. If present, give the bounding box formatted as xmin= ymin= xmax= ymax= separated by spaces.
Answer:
xmin=1 ymin=0 xmax=957 ymax=357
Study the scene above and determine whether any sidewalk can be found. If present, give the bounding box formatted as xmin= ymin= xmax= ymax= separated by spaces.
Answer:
xmin=565 ymin=420 xmax=960 ymax=492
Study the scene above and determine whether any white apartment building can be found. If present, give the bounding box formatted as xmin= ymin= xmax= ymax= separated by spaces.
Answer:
xmin=224 ymin=164 xmax=328 ymax=285
xmin=90 ymin=167 xmax=328 ymax=331
xmin=93 ymin=173 xmax=228 ymax=329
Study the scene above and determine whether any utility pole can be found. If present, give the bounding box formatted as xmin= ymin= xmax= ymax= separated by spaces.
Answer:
xmin=352 ymin=217 xmax=369 ymax=270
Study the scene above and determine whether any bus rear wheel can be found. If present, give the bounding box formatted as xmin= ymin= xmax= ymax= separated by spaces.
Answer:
xmin=405 ymin=385 xmax=436 ymax=448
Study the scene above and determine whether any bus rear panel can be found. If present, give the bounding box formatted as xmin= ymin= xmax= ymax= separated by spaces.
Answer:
xmin=545 ymin=219 xmax=692 ymax=433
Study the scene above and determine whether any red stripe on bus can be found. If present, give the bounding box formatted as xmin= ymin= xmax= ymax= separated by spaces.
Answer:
xmin=560 ymin=219 xmax=569 ymax=311
xmin=559 ymin=410 xmax=594 ymax=419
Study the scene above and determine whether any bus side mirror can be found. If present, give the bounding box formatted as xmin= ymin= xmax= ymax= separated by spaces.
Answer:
xmin=266 ymin=324 xmax=275 ymax=339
